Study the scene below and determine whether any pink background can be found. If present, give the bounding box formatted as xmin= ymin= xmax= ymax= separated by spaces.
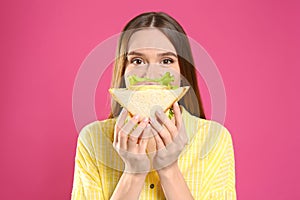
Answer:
xmin=1 ymin=0 xmax=299 ymax=199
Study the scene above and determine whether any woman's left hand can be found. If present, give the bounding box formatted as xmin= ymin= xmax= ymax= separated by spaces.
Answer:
xmin=149 ymin=101 xmax=188 ymax=171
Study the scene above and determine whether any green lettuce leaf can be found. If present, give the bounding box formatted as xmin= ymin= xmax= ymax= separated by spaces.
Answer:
xmin=127 ymin=72 xmax=178 ymax=89
xmin=168 ymin=107 xmax=174 ymax=119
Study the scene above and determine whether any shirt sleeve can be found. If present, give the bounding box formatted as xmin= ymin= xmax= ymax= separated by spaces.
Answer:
xmin=209 ymin=127 xmax=237 ymax=200
xmin=71 ymin=127 xmax=105 ymax=200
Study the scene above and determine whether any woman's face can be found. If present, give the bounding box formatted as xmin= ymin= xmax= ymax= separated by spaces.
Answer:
xmin=124 ymin=28 xmax=181 ymax=87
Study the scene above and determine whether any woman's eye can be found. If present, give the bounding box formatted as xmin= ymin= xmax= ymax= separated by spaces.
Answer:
xmin=161 ymin=58 xmax=174 ymax=65
xmin=131 ymin=58 xmax=145 ymax=65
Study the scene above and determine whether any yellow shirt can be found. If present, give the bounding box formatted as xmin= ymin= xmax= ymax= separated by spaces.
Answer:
xmin=71 ymin=105 xmax=237 ymax=199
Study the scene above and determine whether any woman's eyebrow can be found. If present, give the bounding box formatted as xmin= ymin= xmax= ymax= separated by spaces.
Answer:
xmin=157 ymin=52 xmax=178 ymax=58
xmin=127 ymin=51 xmax=178 ymax=58
xmin=127 ymin=51 xmax=144 ymax=56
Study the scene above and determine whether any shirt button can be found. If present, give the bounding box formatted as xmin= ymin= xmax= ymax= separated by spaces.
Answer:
xmin=150 ymin=183 xmax=155 ymax=189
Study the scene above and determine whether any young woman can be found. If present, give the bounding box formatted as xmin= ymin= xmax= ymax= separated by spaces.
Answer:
xmin=71 ymin=12 xmax=236 ymax=200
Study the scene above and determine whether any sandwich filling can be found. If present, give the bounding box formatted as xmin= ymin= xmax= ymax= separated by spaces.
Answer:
xmin=109 ymin=72 xmax=189 ymax=119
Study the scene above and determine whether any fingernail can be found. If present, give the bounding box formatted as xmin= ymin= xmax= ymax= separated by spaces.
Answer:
xmin=143 ymin=117 xmax=149 ymax=122
xmin=150 ymin=116 xmax=155 ymax=123
xmin=134 ymin=114 xmax=140 ymax=120
xmin=156 ymin=109 xmax=163 ymax=115
xmin=174 ymin=101 xmax=179 ymax=107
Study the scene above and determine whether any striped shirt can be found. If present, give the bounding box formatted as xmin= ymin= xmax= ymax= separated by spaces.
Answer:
xmin=71 ymin=105 xmax=237 ymax=199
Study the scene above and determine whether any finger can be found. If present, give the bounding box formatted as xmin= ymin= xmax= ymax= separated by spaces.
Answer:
xmin=114 ymin=108 xmax=128 ymax=144
xmin=150 ymin=116 xmax=172 ymax=146
xmin=113 ymin=127 xmax=118 ymax=148
xmin=118 ymin=114 xmax=140 ymax=150
xmin=149 ymin=116 xmax=164 ymax=133
xmin=138 ymin=123 xmax=153 ymax=141
xmin=171 ymin=114 xmax=175 ymax=125
xmin=150 ymin=127 xmax=165 ymax=150
xmin=118 ymin=128 xmax=128 ymax=150
xmin=155 ymin=108 xmax=177 ymax=140
xmin=172 ymin=102 xmax=188 ymax=146
xmin=173 ymin=102 xmax=182 ymax=129
xmin=130 ymin=117 xmax=149 ymax=139
xmin=127 ymin=118 xmax=148 ymax=151
xmin=121 ymin=114 xmax=140 ymax=136
xmin=138 ymin=124 xmax=151 ymax=153
xmin=116 ymin=108 xmax=128 ymax=131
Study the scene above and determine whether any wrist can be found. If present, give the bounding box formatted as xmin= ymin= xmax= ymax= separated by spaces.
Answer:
xmin=157 ymin=161 xmax=179 ymax=179
xmin=123 ymin=172 xmax=148 ymax=182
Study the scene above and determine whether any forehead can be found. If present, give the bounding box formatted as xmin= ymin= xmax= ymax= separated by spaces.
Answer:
xmin=127 ymin=28 xmax=176 ymax=54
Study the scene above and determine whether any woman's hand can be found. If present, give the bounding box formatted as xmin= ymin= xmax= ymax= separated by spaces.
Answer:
xmin=149 ymin=102 xmax=188 ymax=171
xmin=113 ymin=108 xmax=151 ymax=174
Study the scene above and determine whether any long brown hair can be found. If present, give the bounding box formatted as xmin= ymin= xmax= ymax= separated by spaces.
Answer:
xmin=108 ymin=12 xmax=206 ymax=119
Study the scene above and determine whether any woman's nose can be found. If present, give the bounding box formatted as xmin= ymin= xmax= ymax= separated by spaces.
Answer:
xmin=145 ymin=63 xmax=161 ymax=79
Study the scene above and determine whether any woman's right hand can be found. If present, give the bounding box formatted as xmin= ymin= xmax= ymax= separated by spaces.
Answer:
xmin=113 ymin=108 xmax=151 ymax=174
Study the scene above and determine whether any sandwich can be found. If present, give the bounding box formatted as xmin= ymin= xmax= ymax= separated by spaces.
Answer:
xmin=109 ymin=72 xmax=190 ymax=119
